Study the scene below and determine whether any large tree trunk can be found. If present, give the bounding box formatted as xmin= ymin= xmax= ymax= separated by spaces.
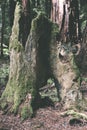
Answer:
xmin=50 ymin=0 xmax=86 ymax=110
xmin=0 ymin=1 xmax=52 ymax=119
xmin=50 ymin=38 xmax=83 ymax=109
xmin=0 ymin=2 xmax=34 ymax=117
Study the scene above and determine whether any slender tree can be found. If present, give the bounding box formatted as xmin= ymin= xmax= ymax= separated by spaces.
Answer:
xmin=9 ymin=0 xmax=16 ymax=27
xmin=0 ymin=0 xmax=6 ymax=56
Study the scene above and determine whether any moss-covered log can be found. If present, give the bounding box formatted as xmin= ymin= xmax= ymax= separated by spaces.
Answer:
xmin=61 ymin=110 xmax=87 ymax=120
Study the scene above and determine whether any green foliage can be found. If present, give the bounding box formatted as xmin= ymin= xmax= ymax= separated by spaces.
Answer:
xmin=3 ymin=47 xmax=9 ymax=56
xmin=82 ymin=77 xmax=87 ymax=82
xmin=47 ymin=78 xmax=54 ymax=85
xmin=81 ymin=20 xmax=86 ymax=31
xmin=71 ymin=55 xmax=80 ymax=78
xmin=0 ymin=62 xmax=9 ymax=86
xmin=3 ymin=1 xmax=11 ymax=46
xmin=80 ymin=3 xmax=87 ymax=31
xmin=31 ymin=0 xmax=52 ymax=18
xmin=40 ymin=78 xmax=58 ymax=102
xmin=0 ymin=0 xmax=11 ymax=56
xmin=10 ymin=40 xmax=23 ymax=52
xmin=52 ymin=23 xmax=59 ymax=33
xmin=40 ymin=87 xmax=58 ymax=102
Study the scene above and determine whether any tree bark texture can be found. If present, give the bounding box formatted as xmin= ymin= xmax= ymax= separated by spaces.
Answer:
xmin=51 ymin=0 xmax=80 ymax=43
xmin=49 ymin=29 xmax=85 ymax=109
xmin=0 ymin=1 xmax=53 ymax=118
xmin=81 ymin=24 xmax=87 ymax=73
xmin=1 ymin=2 xmax=34 ymax=116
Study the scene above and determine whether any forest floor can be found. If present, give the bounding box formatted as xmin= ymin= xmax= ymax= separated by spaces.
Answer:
xmin=0 ymin=57 xmax=87 ymax=130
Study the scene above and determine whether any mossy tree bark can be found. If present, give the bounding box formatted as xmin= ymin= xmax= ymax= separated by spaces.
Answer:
xmin=0 ymin=1 xmax=33 ymax=117
xmin=50 ymin=0 xmax=87 ymax=110
xmin=0 ymin=1 xmax=53 ymax=119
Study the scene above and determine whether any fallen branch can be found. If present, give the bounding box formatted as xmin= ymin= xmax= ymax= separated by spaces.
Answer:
xmin=39 ymin=84 xmax=55 ymax=92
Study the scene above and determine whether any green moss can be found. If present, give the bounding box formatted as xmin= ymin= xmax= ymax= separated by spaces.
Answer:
xmin=29 ymin=105 xmax=34 ymax=117
xmin=31 ymin=13 xmax=45 ymax=30
xmin=1 ymin=8 xmax=54 ymax=117
xmin=31 ymin=12 xmax=52 ymax=34
xmin=71 ymin=55 xmax=80 ymax=79
xmin=0 ymin=71 xmax=35 ymax=114
xmin=82 ymin=77 xmax=87 ymax=82
xmin=21 ymin=106 xmax=30 ymax=120
xmin=10 ymin=40 xmax=23 ymax=52
xmin=52 ymin=23 xmax=59 ymax=35
xmin=50 ymin=23 xmax=59 ymax=41
xmin=30 ymin=87 xmax=41 ymax=114
xmin=0 ymin=101 xmax=7 ymax=110
xmin=12 ymin=94 xmax=22 ymax=114
xmin=9 ymin=2 xmax=23 ymax=52
xmin=61 ymin=110 xmax=87 ymax=120
xmin=21 ymin=105 xmax=34 ymax=120
xmin=30 ymin=89 xmax=38 ymax=109
xmin=78 ymin=77 xmax=82 ymax=86
xmin=1 ymin=82 xmax=14 ymax=103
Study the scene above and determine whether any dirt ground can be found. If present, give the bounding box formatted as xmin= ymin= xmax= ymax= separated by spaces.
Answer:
xmin=0 ymin=105 xmax=87 ymax=130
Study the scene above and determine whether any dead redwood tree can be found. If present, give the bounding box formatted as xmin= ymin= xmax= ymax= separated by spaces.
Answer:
xmin=0 ymin=0 xmax=87 ymax=119
xmin=50 ymin=0 xmax=87 ymax=110
xmin=0 ymin=0 xmax=53 ymax=119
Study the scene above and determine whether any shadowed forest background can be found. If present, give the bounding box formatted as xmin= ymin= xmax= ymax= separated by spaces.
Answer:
xmin=0 ymin=0 xmax=87 ymax=130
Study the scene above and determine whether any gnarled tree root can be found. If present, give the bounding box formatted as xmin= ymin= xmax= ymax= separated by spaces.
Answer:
xmin=61 ymin=110 xmax=87 ymax=120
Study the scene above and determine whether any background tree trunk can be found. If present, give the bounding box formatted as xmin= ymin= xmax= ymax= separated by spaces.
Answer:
xmin=0 ymin=1 xmax=6 ymax=56
xmin=81 ymin=24 xmax=87 ymax=73
xmin=9 ymin=0 xmax=16 ymax=27
xmin=51 ymin=0 xmax=80 ymax=43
